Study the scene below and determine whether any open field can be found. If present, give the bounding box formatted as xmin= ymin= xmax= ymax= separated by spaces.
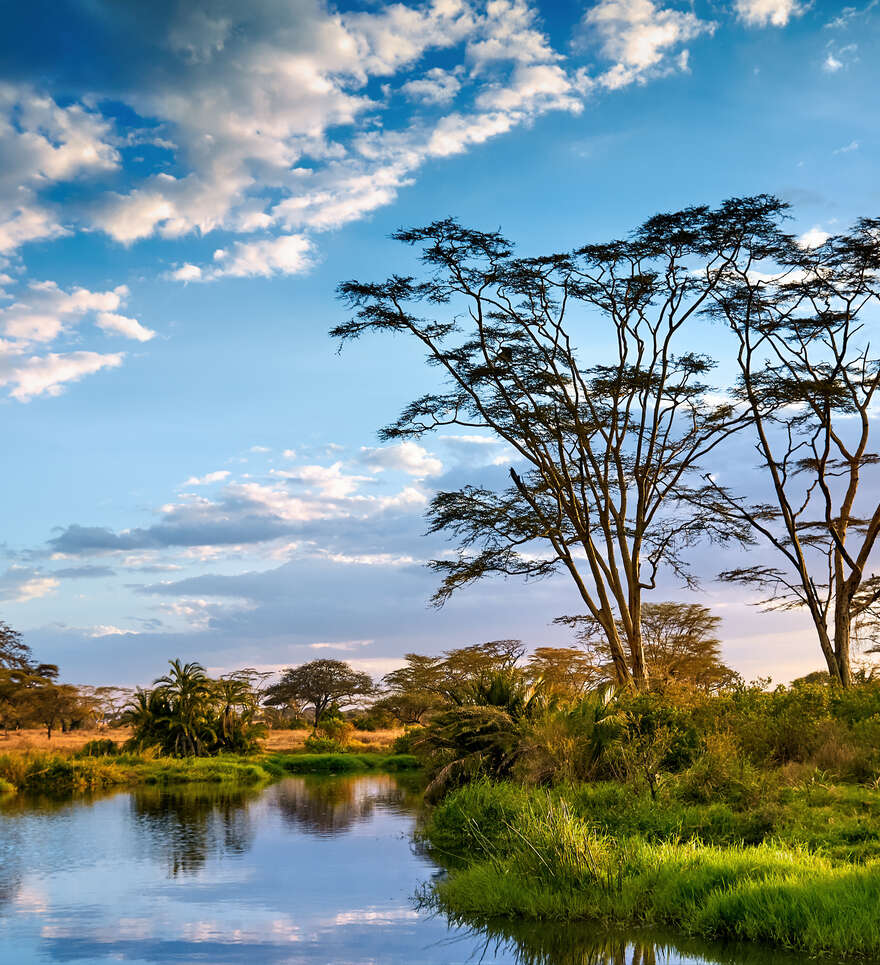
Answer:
xmin=260 ymin=728 xmax=404 ymax=753
xmin=0 ymin=726 xmax=405 ymax=755
xmin=0 ymin=728 xmax=133 ymax=752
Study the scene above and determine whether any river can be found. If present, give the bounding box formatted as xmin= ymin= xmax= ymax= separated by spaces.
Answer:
xmin=0 ymin=774 xmax=821 ymax=964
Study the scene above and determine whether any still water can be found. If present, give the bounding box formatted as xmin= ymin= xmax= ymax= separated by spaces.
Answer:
xmin=0 ymin=775 xmax=823 ymax=965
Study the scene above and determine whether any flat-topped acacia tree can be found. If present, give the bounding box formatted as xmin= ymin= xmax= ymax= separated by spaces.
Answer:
xmin=333 ymin=198 xmax=786 ymax=689
xmin=705 ymin=215 xmax=880 ymax=687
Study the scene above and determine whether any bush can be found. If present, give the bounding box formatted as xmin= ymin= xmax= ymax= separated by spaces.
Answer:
xmin=303 ymin=734 xmax=345 ymax=753
xmin=75 ymin=738 xmax=119 ymax=758
xmin=392 ymin=728 xmax=424 ymax=755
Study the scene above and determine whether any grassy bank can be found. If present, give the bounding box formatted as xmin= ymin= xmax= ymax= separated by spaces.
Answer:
xmin=0 ymin=747 xmax=420 ymax=795
xmin=421 ymin=780 xmax=880 ymax=959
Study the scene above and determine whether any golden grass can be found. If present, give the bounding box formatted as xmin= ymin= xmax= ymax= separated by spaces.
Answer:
xmin=260 ymin=727 xmax=404 ymax=753
xmin=0 ymin=726 xmax=405 ymax=756
xmin=0 ymin=728 xmax=132 ymax=752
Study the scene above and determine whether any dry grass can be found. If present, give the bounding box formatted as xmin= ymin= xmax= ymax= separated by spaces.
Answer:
xmin=0 ymin=728 xmax=132 ymax=752
xmin=0 ymin=726 xmax=405 ymax=756
xmin=260 ymin=728 xmax=404 ymax=753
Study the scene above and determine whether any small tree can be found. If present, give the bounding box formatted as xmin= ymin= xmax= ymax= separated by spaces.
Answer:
xmin=558 ymin=601 xmax=736 ymax=692
xmin=263 ymin=659 xmax=374 ymax=731
xmin=525 ymin=646 xmax=599 ymax=697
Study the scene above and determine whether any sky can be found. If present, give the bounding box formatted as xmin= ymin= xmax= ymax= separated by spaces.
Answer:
xmin=0 ymin=0 xmax=877 ymax=686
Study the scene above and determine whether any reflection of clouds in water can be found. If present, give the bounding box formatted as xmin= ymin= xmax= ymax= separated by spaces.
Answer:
xmin=333 ymin=907 xmax=420 ymax=926
xmin=12 ymin=883 xmax=49 ymax=914
xmin=1 ymin=776 xmax=802 ymax=965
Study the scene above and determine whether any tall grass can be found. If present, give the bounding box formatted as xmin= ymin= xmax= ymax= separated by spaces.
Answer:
xmin=422 ymin=781 xmax=880 ymax=958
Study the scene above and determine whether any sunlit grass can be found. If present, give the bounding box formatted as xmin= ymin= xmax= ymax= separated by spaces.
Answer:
xmin=422 ymin=780 xmax=880 ymax=958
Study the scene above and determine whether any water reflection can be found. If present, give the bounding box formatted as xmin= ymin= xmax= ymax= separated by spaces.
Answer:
xmin=452 ymin=919 xmax=813 ymax=965
xmin=275 ymin=773 xmax=414 ymax=836
xmin=130 ymin=784 xmax=258 ymax=875
xmin=0 ymin=776 xmax=831 ymax=965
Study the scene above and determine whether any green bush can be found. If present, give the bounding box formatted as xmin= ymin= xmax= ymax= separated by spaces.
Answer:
xmin=75 ymin=738 xmax=119 ymax=758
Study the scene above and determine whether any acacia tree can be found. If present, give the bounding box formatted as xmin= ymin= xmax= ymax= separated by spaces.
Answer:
xmin=557 ymin=601 xmax=736 ymax=692
xmin=334 ymin=201 xmax=781 ymax=687
xmin=705 ymin=216 xmax=880 ymax=686
xmin=264 ymin=659 xmax=374 ymax=730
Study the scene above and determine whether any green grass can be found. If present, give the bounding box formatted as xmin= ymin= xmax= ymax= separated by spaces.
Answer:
xmin=266 ymin=752 xmax=420 ymax=774
xmin=0 ymin=748 xmax=420 ymax=794
xmin=0 ymin=750 xmax=275 ymax=793
xmin=420 ymin=780 xmax=880 ymax=959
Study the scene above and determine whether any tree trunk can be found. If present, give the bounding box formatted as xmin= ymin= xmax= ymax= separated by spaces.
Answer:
xmin=833 ymin=586 xmax=854 ymax=688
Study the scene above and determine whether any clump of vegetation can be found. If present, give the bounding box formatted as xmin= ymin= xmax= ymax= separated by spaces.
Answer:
xmin=421 ymin=781 xmax=880 ymax=958
xmin=123 ymin=660 xmax=265 ymax=757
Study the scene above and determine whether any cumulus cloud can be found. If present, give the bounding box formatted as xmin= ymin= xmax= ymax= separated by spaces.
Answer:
xmin=401 ymin=67 xmax=462 ymax=104
xmin=734 ymin=0 xmax=803 ymax=28
xmin=0 ymin=566 xmax=59 ymax=603
xmin=797 ymin=226 xmax=830 ymax=249
xmin=0 ymin=85 xmax=119 ymax=256
xmin=184 ymin=470 xmax=232 ymax=486
xmin=0 ymin=351 xmax=124 ymax=402
xmin=361 ymin=442 xmax=444 ymax=477
xmin=0 ymin=281 xmax=151 ymax=399
xmin=584 ymin=0 xmax=714 ymax=90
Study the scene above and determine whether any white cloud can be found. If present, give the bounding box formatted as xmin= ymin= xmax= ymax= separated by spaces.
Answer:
xmin=797 ymin=226 xmax=830 ymax=249
xmin=823 ymin=53 xmax=843 ymax=72
xmin=402 ymin=68 xmax=462 ymax=105
xmin=361 ymin=442 xmax=444 ymax=477
xmin=184 ymin=470 xmax=232 ymax=486
xmin=170 ymin=263 xmax=202 ymax=282
xmin=584 ymin=0 xmax=715 ymax=90
xmin=0 ymin=85 xmax=119 ymax=256
xmin=834 ymin=139 xmax=860 ymax=154
xmin=0 ymin=350 xmax=124 ymax=401
xmin=0 ymin=566 xmax=59 ymax=603
xmin=0 ymin=281 xmax=150 ymax=399
xmin=0 ymin=281 xmax=130 ymax=343
xmin=210 ymin=234 xmax=315 ymax=279
xmin=96 ymin=312 xmax=156 ymax=342
xmin=734 ymin=0 xmax=803 ymax=28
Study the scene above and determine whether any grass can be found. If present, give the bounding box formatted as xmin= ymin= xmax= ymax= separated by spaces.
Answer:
xmin=265 ymin=752 xmax=420 ymax=775
xmin=420 ymin=780 xmax=880 ymax=959
xmin=0 ymin=743 xmax=420 ymax=794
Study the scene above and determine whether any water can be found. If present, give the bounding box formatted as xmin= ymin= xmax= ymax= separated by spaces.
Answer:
xmin=0 ymin=775 xmax=825 ymax=964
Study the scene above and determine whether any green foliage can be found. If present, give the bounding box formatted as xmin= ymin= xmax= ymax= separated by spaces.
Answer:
xmin=303 ymin=735 xmax=345 ymax=753
xmin=75 ymin=738 xmax=119 ymax=758
xmin=123 ymin=660 xmax=265 ymax=757
xmin=267 ymin=752 xmax=420 ymax=774
xmin=421 ymin=781 xmax=880 ymax=959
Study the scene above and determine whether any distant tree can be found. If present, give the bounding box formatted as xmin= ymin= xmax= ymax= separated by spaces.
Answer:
xmin=441 ymin=640 xmax=525 ymax=698
xmin=0 ymin=621 xmax=32 ymax=671
xmin=333 ymin=202 xmax=780 ymax=686
xmin=24 ymin=682 xmax=82 ymax=739
xmin=263 ymin=659 xmax=374 ymax=731
xmin=558 ymin=602 xmax=736 ymax=692
xmin=379 ymin=654 xmax=446 ymax=724
xmin=525 ymin=646 xmax=599 ymax=697
xmin=703 ymin=215 xmax=880 ymax=687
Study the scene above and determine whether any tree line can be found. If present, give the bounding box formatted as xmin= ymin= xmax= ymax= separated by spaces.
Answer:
xmin=334 ymin=196 xmax=880 ymax=688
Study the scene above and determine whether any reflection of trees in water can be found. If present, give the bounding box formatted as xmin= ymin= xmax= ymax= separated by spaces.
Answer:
xmin=273 ymin=774 xmax=414 ymax=836
xmin=129 ymin=784 xmax=258 ymax=876
xmin=455 ymin=919 xmax=809 ymax=965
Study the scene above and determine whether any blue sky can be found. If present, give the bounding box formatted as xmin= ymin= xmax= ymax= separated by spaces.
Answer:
xmin=0 ymin=0 xmax=877 ymax=685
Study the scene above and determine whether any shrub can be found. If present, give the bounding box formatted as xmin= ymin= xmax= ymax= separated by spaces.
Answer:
xmin=75 ymin=738 xmax=119 ymax=758
xmin=303 ymin=734 xmax=345 ymax=753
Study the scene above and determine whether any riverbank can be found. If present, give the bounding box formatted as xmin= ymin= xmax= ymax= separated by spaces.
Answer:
xmin=420 ymin=779 xmax=880 ymax=959
xmin=0 ymin=748 xmax=419 ymax=795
